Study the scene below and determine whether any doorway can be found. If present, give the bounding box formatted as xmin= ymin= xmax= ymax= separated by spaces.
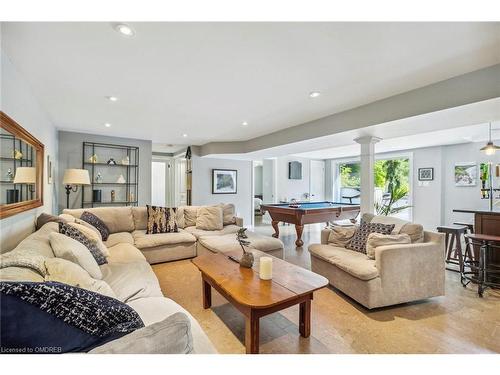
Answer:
xmin=310 ymin=160 xmax=325 ymax=201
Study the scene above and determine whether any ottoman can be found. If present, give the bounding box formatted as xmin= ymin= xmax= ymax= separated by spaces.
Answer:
xmin=197 ymin=231 xmax=284 ymax=259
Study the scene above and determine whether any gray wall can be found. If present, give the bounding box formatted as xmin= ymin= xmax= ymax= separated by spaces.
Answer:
xmin=191 ymin=155 xmax=253 ymax=226
xmin=0 ymin=50 xmax=59 ymax=252
xmin=58 ymin=131 xmax=152 ymax=213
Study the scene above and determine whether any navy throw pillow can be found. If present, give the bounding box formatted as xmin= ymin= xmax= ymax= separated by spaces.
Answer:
xmin=80 ymin=211 xmax=110 ymax=241
xmin=0 ymin=281 xmax=144 ymax=353
xmin=59 ymin=222 xmax=107 ymax=265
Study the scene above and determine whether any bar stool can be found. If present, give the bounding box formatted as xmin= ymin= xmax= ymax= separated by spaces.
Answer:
xmin=453 ymin=221 xmax=475 ymax=263
xmin=436 ymin=225 xmax=468 ymax=275
xmin=464 ymin=234 xmax=500 ymax=297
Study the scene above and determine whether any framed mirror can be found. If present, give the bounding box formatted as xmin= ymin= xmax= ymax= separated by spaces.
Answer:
xmin=0 ymin=111 xmax=44 ymax=219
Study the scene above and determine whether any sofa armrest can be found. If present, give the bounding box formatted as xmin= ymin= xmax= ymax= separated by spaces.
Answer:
xmin=321 ymin=228 xmax=332 ymax=244
xmin=234 ymin=217 xmax=244 ymax=227
xmin=375 ymin=234 xmax=445 ymax=296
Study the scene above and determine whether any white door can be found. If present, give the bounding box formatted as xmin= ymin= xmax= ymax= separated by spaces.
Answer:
xmin=310 ymin=160 xmax=325 ymax=201
xmin=174 ymin=158 xmax=187 ymax=206
xmin=151 ymin=161 xmax=166 ymax=206
xmin=262 ymin=159 xmax=276 ymax=203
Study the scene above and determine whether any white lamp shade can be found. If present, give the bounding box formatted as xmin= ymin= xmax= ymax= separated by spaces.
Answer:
xmin=63 ymin=169 xmax=90 ymax=185
xmin=13 ymin=167 xmax=36 ymax=184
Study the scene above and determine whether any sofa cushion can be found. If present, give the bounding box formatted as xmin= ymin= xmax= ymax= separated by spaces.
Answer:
xmin=196 ymin=206 xmax=223 ymax=231
xmin=89 ymin=312 xmax=193 ymax=354
xmin=365 ymin=233 xmax=411 ymax=260
xmin=132 ymin=229 xmax=196 ymax=250
xmin=184 ymin=224 xmax=241 ymax=239
xmin=199 ymin=232 xmax=283 ymax=254
xmin=0 ymin=267 xmax=45 ymax=282
xmin=133 ymin=206 xmax=185 ymax=230
xmin=106 ymin=243 xmax=147 ymax=264
xmin=104 ymin=232 xmax=135 ymax=248
xmin=100 ymin=261 xmax=163 ymax=302
xmin=68 ymin=222 xmax=110 ymax=258
xmin=63 ymin=207 xmax=135 ymax=234
xmin=44 ymin=258 xmax=116 ymax=298
xmin=400 ymin=223 xmax=424 ymax=243
xmin=49 ymin=232 xmax=103 ymax=280
xmin=1 ymin=250 xmax=47 ymax=277
xmin=327 ymin=225 xmax=358 ymax=247
xmin=59 ymin=222 xmax=107 ymax=265
xmin=127 ymin=297 xmax=217 ymax=354
xmin=309 ymin=244 xmax=379 ymax=281
xmin=216 ymin=203 xmax=237 ymax=225
xmin=346 ymin=220 xmax=395 ymax=254
xmin=11 ymin=222 xmax=58 ymax=259
xmin=36 ymin=212 xmax=66 ymax=230
xmin=183 ymin=206 xmax=200 ymax=227
xmin=80 ymin=211 xmax=111 ymax=241
xmin=146 ymin=205 xmax=179 ymax=234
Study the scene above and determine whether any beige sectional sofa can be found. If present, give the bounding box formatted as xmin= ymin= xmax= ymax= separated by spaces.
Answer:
xmin=62 ymin=205 xmax=243 ymax=264
xmin=0 ymin=221 xmax=216 ymax=353
xmin=308 ymin=214 xmax=445 ymax=309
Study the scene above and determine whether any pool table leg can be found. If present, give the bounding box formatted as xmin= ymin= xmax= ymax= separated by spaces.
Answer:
xmin=271 ymin=220 xmax=280 ymax=238
xmin=295 ymin=225 xmax=304 ymax=247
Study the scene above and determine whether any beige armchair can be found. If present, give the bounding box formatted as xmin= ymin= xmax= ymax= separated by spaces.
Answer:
xmin=309 ymin=217 xmax=445 ymax=309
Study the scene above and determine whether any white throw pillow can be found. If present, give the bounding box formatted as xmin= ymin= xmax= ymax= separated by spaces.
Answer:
xmin=365 ymin=232 xmax=411 ymax=260
xmin=196 ymin=206 xmax=223 ymax=231
xmin=44 ymin=258 xmax=116 ymax=298
xmin=68 ymin=222 xmax=109 ymax=257
xmin=49 ymin=232 xmax=103 ymax=279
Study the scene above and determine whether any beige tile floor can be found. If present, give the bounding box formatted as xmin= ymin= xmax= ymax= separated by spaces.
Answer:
xmin=152 ymin=217 xmax=500 ymax=354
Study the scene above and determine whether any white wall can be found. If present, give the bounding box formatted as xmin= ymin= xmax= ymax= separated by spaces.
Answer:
xmin=325 ymin=140 xmax=500 ymax=230
xmin=191 ymin=156 xmax=253 ymax=226
xmin=262 ymin=158 xmax=276 ymax=203
xmin=275 ymin=156 xmax=311 ymax=202
xmin=0 ymin=50 xmax=58 ymax=252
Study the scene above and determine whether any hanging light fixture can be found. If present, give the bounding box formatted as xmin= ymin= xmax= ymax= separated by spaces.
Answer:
xmin=480 ymin=123 xmax=500 ymax=156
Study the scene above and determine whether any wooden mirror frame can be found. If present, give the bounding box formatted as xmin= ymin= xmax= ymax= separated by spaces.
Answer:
xmin=0 ymin=111 xmax=44 ymax=219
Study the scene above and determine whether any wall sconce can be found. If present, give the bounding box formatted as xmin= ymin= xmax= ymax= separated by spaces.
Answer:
xmin=63 ymin=169 xmax=90 ymax=208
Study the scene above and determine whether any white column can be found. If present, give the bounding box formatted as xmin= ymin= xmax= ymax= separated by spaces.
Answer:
xmin=354 ymin=136 xmax=381 ymax=214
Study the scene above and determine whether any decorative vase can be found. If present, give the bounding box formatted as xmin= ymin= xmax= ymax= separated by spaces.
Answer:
xmin=88 ymin=154 xmax=98 ymax=163
xmin=95 ymin=172 xmax=103 ymax=183
xmin=107 ymin=158 xmax=117 ymax=165
xmin=92 ymin=189 xmax=102 ymax=203
xmin=121 ymin=156 xmax=130 ymax=165
xmin=110 ymin=190 xmax=116 ymax=202
xmin=239 ymin=252 xmax=254 ymax=268
xmin=116 ymin=174 xmax=126 ymax=183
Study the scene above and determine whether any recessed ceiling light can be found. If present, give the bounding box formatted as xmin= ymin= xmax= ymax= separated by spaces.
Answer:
xmin=182 ymin=134 xmax=188 ymax=138
xmin=309 ymin=91 xmax=321 ymax=98
xmin=242 ymin=121 xmax=248 ymax=126
xmin=106 ymin=96 xmax=118 ymax=102
xmin=104 ymin=123 xmax=112 ymax=128
xmin=114 ymin=23 xmax=135 ymax=37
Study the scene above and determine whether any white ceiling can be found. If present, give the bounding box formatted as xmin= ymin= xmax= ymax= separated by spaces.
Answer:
xmin=2 ymin=22 xmax=500 ymax=146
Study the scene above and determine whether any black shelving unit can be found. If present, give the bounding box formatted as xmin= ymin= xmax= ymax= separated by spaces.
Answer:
xmin=0 ymin=132 xmax=34 ymax=204
xmin=82 ymin=142 xmax=139 ymax=208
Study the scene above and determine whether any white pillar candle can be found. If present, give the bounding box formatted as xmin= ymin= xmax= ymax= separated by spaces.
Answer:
xmin=259 ymin=257 xmax=273 ymax=280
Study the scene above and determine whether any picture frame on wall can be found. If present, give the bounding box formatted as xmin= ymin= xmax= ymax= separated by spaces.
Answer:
xmin=418 ymin=167 xmax=434 ymax=181
xmin=454 ymin=162 xmax=477 ymax=187
xmin=212 ymin=169 xmax=237 ymax=194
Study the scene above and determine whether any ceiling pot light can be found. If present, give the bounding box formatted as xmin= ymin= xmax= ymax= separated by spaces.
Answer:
xmin=480 ymin=123 xmax=500 ymax=155
xmin=242 ymin=121 xmax=248 ymax=126
xmin=106 ymin=96 xmax=118 ymax=102
xmin=182 ymin=134 xmax=188 ymax=138
xmin=114 ymin=23 xmax=135 ymax=37
xmin=309 ymin=91 xmax=321 ymax=98
xmin=104 ymin=123 xmax=112 ymax=128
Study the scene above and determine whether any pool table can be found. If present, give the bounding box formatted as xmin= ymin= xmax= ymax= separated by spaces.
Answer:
xmin=260 ymin=201 xmax=360 ymax=247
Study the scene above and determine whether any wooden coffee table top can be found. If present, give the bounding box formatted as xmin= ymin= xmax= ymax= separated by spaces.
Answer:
xmin=191 ymin=249 xmax=328 ymax=309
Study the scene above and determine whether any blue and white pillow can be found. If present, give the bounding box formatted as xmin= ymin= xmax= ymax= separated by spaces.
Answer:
xmin=0 ymin=281 xmax=144 ymax=353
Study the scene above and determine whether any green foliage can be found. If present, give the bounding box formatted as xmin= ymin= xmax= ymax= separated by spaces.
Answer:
xmin=375 ymin=159 xmax=411 ymax=216
xmin=340 ymin=163 xmax=360 ymax=188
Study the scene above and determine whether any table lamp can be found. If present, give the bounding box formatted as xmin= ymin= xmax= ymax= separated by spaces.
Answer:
xmin=14 ymin=167 xmax=36 ymax=199
xmin=63 ymin=169 xmax=90 ymax=208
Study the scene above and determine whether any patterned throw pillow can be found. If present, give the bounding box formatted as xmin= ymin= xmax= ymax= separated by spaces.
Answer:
xmin=80 ymin=211 xmax=110 ymax=241
xmin=59 ymin=222 xmax=108 ymax=265
xmin=146 ymin=205 xmax=179 ymax=234
xmin=0 ymin=281 xmax=144 ymax=353
xmin=346 ymin=219 xmax=395 ymax=254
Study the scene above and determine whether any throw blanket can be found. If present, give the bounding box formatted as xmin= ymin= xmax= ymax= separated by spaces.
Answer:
xmin=1 ymin=281 xmax=144 ymax=353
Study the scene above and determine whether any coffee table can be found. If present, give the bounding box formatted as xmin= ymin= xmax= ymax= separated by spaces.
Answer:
xmin=191 ymin=249 xmax=328 ymax=354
